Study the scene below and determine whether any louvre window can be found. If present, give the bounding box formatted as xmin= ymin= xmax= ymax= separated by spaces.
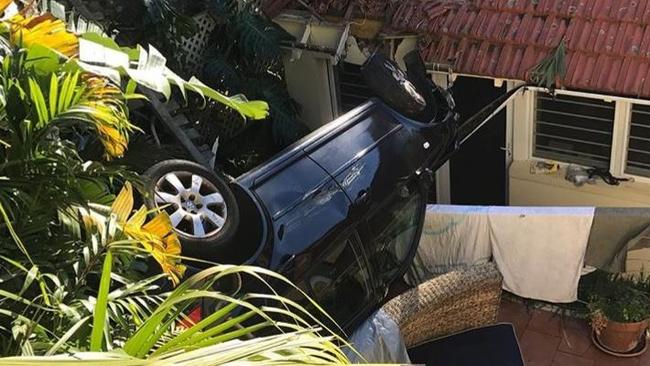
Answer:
xmin=534 ymin=93 xmax=615 ymax=169
xmin=336 ymin=62 xmax=374 ymax=113
xmin=626 ymin=104 xmax=650 ymax=177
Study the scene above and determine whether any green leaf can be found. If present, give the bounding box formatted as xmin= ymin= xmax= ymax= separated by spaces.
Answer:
xmin=529 ymin=40 xmax=567 ymax=89
xmin=90 ymin=251 xmax=113 ymax=352
xmin=28 ymin=78 xmax=48 ymax=127
xmin=186 ymin=77 xmax=269 ymax=120
xmin=24 ymin=44 xmax=64 ymax=75
xmin=0 ymin=203 xmax=32 ymax=263
xmin=19 ymin=266 xmax=38 ymax=296
xmin=48 ymin=74 xmax=59 ymax=119
xmin=80 ymin=33 xmax=122 ymax=52
xmin=46 ymin=316 xmax=91 ymax=356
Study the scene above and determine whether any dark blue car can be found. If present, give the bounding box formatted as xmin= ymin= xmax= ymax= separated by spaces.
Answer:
xmin=144 ymin=52 xmax=460 ymax=329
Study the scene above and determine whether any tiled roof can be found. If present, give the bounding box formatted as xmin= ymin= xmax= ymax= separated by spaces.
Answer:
xmin=390 ymin=0 xmax=650 ymax=98
xmin=264 ymin=0 xmax=650 ymax=97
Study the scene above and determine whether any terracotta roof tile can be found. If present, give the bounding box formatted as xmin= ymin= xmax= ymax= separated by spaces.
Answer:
xmin=264 ymin=0 xmax=650 ymax=97
xmin=385 ymin=0 xmax=650 ymax=98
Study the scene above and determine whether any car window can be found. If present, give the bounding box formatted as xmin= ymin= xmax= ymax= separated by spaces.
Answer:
xmin=282 ymin=231 xmax=372 ymax=327
xmin=361 ymin=189 xmax=424 ymax=283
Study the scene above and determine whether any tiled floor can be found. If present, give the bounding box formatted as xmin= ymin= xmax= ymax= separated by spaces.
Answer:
xmin=498 ymin=299 xmax=650 ymax=366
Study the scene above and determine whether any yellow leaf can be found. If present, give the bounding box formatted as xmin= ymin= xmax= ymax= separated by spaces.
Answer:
xmin=143 ymin=212 xmax=182 ymax=257
xmin=142 ymin=212 xmax=173 ymax=238
xmin=108 ymin=181 xmax=185 ymax=286
xmin=10 ymin=14 xmax=79 ymax=57
xmin=0 ymin=0 xmax=13 ymax=13
xmin=111 ymin=182 xmax=133 ymax=223
xmin=96 ymin=124 xmax=127 ymax=159
xmin=126 ymin=206 xmax=147 ymax=228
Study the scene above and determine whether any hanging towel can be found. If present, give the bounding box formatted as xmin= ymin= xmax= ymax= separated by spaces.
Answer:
xmin=406 ymin=205 xmax=492 ymax=285
xmin=488 ymin=207 xmax=595 ymax=303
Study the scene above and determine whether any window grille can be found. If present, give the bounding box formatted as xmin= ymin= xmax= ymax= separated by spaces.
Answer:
xmin=534 ymin=93 xmax=615 ymax=169
xmin=626 ymin=103 xmax=650 ymax=177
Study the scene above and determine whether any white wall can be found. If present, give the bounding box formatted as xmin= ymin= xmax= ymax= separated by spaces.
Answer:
xmin=509 ymin=160 xmax=650 ymax=207
xmin=283 ymin=51 xmax=337 ymax=130
xmin=508 ymin=87 xmax=650 ymax=207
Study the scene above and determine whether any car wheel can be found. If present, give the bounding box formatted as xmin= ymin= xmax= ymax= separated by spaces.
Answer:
xmin=361 ymin=52 xmax=427 ymax=119
xmin=144 ymin=159 xmax=240 ymax=260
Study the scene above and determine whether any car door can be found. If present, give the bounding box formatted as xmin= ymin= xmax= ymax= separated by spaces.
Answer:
xmin=305 ymin=103 xmax=428 ymax=299
xmin=357 ymin=181 xmax=426 ymax=296
xmin=252 ymin=156 xmax=353 ymax=269
xmin=307 ymin=104 xmax=429 ymax=220
xmin=278 ymin=228 xmax=377 ymax=331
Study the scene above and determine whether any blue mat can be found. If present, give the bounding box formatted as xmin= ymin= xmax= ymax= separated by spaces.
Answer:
xmin=407 ymin=323 xmax=524 ymax=366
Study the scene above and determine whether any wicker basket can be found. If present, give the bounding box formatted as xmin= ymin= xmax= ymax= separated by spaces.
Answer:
xmin=381 ymin=262 xmax=503 ymax=348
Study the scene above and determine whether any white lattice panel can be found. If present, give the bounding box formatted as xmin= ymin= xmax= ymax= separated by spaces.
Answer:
xmin=180 ymin=11 xmax=217 ymax=75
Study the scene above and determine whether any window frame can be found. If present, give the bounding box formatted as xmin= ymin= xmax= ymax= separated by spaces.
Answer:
xmin=303 ymin=227 xmax=378 ymax=329
xmin=357 ymin=181 xmax=426 ymax=294
xmin=522 ymin=86 xmax=650 ymax=185
xmin=532 ymin=92 xmax=617 ymax=169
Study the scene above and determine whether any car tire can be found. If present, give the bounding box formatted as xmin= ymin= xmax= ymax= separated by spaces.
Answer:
xmin=361 ymin=52 xmax=427 ymax=119
xmin=144 ymin=159 xmax=240 ymax=260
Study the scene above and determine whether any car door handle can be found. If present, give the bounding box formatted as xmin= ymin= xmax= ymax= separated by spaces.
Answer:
xmin=354 ymin=190 xmax=370 ymax=206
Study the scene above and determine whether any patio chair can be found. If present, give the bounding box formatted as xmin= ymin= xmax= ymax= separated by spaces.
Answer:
xmin=377 ymin=262 xmax=524 ymax=366
xmin=381 ymin=262 xmax=503 ymax=347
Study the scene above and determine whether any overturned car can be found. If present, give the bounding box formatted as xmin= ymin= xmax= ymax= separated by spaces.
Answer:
xmin=144 ymin=51 xmax=462 ymax=330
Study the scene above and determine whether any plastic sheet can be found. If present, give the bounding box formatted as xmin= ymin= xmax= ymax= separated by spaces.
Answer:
xmin=345 ymin=309 xmax=410 ymax=364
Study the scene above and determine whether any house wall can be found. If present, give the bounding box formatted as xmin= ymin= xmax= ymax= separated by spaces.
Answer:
xmin=509 ymin=160 xmax=650 ymax=207
xmin=283 ymin=51 xmax=338 ymax=130
xmin=508 ymin=85 xmax=650 ymax=207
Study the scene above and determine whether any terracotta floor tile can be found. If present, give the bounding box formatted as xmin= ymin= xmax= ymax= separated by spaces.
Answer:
xmin=528 ymin=309 xmax=564 ymax=337
xmin=520 ymin=329 xmax=561 ymax=366
xmin=559 ymin=320 xmax=592 ymax=356
xmin=584 ymin=344 xmax=641 ymax=366
xmin=564 ymin=317 xmax=591 ymax=330
xmin=639 ymin=350 xmax=650 ymax=366
xmin=497 ymin=301 xmax=649 ymax=365
xmin=498 ymin=300 xmax=532 ymax=339
xmin=552 ymin=352 xmax=594 ymax=366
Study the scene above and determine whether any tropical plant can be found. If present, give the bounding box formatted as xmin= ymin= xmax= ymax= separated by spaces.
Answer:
xmin=63 ymin=0 xmax=308 ymax=172
xmin=0 ymin=0 xmax=269 ymax=263
xmin=588 ymin=273 xmax=650 ymax=325
xmin=0 ymin=184 xmax=352 ymax=363
xmin=200 ymin=0 xmax=307 ymax=148
xmin=0 ymin=3 xmax=360 ymax=364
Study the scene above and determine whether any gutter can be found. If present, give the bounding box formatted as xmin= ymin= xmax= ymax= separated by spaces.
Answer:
xmin=273 ymin=11 xmax=350 ymax=65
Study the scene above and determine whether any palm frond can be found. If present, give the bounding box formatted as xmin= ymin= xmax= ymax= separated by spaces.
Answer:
xmin=0 ymin=262 xmax=355 ymax=363
xmin=10 ymin=13 xmax=79 ymax=57
xmin=528 ymin=40 xmax=567 ymax=90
